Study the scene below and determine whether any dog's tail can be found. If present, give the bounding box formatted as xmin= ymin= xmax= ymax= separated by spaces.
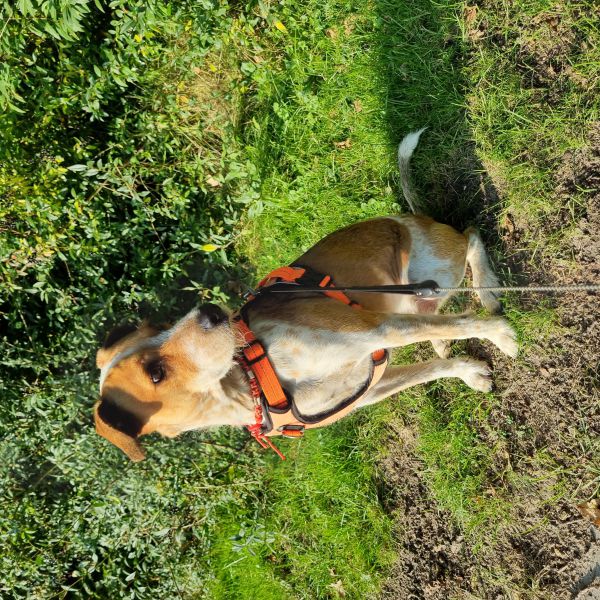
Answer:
xmin=397 ymin=128 xmax=426 ymax=213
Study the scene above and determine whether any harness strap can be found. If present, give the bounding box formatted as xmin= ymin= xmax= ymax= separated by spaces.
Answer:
xmin=236 ymin=265 xmax=389 ymax=453
xmin=258 ymin=266 xmax=306 ymax=288
xmin=236 ymin=318 xmax=288 ymax=409
xmin=253 ymin=265 xmax=361 ymax=307
xmin=265 ymin=351 xmax=388 ymax=438
xmin=235 ymin=354 xmax=287 ymax=460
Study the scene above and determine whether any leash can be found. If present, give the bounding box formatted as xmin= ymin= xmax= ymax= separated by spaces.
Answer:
xmin=251 ymin=280 xmax=600 ymax=298
xmin=237 ymin=265 xmax=598 ymax=460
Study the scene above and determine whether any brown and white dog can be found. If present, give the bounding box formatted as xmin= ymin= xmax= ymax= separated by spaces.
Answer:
xmin=94 ymin=130 xmax=517 ymax=461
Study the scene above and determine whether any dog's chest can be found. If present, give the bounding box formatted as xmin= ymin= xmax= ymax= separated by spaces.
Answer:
xmin=253 ymin=320 xmax=373 ymax=415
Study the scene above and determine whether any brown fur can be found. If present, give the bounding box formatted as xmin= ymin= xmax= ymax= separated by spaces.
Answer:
xmin=295 ymin=218 xmax=411 ymax=312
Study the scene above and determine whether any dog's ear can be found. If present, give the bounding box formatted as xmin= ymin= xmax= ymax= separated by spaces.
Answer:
xmin=94 ymin=399 xmax=146 ymax=462
xmin=96 ymin=323 xmax=138 ymax=368
xmin=103 ymin=323 xmax=138 ymax=349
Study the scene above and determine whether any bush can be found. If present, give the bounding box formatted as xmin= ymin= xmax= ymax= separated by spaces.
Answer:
xmin=0 ymin=1 xmax=263 ymax=596
xmin=1 ymin=1 xmax=395 ymax=596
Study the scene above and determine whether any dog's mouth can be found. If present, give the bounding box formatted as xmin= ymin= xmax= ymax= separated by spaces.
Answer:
xmin=196 ymin=304 xmax=229 ymax=330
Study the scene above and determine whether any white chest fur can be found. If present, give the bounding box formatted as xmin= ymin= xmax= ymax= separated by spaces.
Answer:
xmin=253 ymin=320 xmax=374 ymax=416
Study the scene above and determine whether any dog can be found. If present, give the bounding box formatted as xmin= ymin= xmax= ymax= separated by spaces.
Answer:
xmin=94 ymin=130 xmax=517 ymax=461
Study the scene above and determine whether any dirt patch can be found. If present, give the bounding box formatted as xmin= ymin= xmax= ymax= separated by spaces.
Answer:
xmin=378 ymin=424 xmax=478 ymax=600
xmin=481 ymin=125 xmax=600 ymax=598
xmin=378 ymin=129 xmax=599 ymax=598
xmin=515 ymin=10 xmax=582 ymax=98
xmin=467 ymin=2 xmax=593 ymax=100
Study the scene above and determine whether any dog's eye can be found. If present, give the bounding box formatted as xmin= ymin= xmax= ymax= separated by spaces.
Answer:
xmin=146 ymin=362 xmax=165 ymax=384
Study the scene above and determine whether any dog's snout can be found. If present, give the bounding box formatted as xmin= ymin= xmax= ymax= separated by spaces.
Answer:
xmin=197 ymin=304 xmax=227 ymax=330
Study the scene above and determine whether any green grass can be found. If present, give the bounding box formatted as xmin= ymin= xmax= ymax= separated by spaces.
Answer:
xmin=466 ymin=0 xmax=599 ymax=232
xmin=229 ymin=1 xmax=489 ymax=590
xmin=398 ymin=382 xmax=510 ymax=535
xmin=235 ymin=0 xmax=599 ymax=589
xmin=207 ymin=418 xmax=394 ymax=599
xmin=1 ymin=0 xmax=598 ymax=597
xmin=240 ymin=0 xmax=481 ymax=274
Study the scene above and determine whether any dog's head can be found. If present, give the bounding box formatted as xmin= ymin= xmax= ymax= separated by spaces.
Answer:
xmin=94 ymin=305 xmax=237 ymax=461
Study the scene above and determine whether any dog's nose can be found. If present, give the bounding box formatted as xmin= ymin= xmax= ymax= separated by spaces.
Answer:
xmin=197 ymin=304 xmax=227 ymax=330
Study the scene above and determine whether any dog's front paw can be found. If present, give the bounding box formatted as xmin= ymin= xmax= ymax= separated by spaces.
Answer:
xmin=487 ymin=318 xmax=518 ymax=358
xmin=455 ymin=359 xmax=493 ymax=392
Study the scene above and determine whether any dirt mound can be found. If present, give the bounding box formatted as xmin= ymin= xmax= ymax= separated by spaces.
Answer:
xmin=484 ymin=126 xmax=600 ymax=598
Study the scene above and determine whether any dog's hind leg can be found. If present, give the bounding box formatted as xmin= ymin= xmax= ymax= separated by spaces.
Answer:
xmin=356 ymin=357 xmax=492 ymax=408
xmin=465 ymin=227 xmax=502 ymax=314
xmin=431 ymin=339 xmax=452 ymax=359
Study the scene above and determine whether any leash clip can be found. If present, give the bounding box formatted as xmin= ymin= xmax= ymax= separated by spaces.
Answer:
xmin=412 ymin=280 xmax=440 ymax=298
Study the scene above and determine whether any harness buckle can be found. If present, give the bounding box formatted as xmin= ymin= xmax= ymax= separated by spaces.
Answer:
xmin=242 ymin=287 xmax=259 ymax=300
xmin=278 ymin=425 xmax=305 ymax=438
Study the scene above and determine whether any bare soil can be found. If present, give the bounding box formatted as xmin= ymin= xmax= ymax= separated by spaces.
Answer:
xmin=378 ymin=425 xmax=480 ymax=600
xmin=378 ymin=129 xmax=599 ymax=597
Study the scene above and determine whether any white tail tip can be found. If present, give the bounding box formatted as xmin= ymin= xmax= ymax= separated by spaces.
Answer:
xmin=398 ymin=127 xmax=427 ymax=161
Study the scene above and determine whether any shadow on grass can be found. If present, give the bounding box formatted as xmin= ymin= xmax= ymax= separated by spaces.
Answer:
xmin=369 ymin=1 xmax=509 ymax=596
xmin=373 ymin=0 xmax=502 ymax=236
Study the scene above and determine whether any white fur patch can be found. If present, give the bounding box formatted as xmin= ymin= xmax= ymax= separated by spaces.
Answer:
xmin=397 ymin=127 xmax=427 ymax=161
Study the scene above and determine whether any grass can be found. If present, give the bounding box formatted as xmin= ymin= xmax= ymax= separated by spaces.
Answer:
xmin=1 ymin=0 xmax=598 ymax=597
xmin=240 ymin=0 xmax=481 ymax=273
xmin=466 ymin=0 xmax=599 ymax=232
xmin=230 ymin=1 xmax=488 ymax=588
xmin=401 ymin=383 xmax=511 ymax=533
xmin=207 ymin=418 xmax=394 ymax=599
xmin=236 ymin=0 xmax=599 ymax=594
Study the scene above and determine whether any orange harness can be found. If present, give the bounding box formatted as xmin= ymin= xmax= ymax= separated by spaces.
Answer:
xmin=234 ymin=266 xmax=389 ymax=458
